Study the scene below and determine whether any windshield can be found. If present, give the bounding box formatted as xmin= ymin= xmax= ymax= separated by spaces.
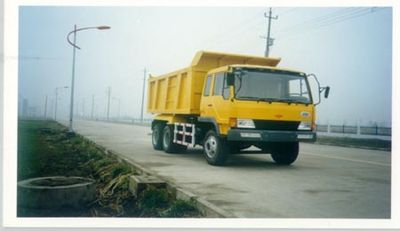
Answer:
xmin=234 ymin=69 xmax=312 ymax=104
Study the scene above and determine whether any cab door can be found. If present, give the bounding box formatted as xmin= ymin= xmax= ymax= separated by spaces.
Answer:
xmin=200 ymin=72 xmax=232 ymax=134
xmin=211 ymin=72 xmax=232 ymax=127
xmin=200 ymin=74 xmax=213 ymax=117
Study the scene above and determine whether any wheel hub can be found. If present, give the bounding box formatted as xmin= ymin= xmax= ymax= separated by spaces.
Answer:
xmin=205 ymin=136 xmax=217 ymax=158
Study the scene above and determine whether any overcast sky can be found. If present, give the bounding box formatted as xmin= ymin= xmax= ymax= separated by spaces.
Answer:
xmin=18 ymin=6 xmax=392 ymax=126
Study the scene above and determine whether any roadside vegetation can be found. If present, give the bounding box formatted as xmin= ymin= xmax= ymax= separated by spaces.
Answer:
xmin=18 ymin=120 xmax=201 ymax=217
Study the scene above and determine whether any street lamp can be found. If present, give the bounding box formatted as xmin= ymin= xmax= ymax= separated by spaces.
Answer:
xmin=140 ymin=68 xmax=147 ymax=124
xmin=54 ymin=86 xmax=69 ymax=121
xmin=112 ymin=97 xmax=121 ymax=120
xmin=67 ymin=24 xmax=110 ymax=132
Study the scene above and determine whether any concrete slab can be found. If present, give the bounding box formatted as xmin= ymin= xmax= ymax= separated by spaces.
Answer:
xmin=128 ymin=174 xmax=167 ymax=197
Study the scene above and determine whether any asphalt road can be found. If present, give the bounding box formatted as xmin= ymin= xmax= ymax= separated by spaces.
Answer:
xmin=65 ymin=120 xmax=391 ymax=218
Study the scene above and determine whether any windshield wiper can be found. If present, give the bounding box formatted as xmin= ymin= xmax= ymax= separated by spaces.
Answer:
xmin=236 ymin=96 xmax=263 ymax=102
xmin=237 ymin=97 xmax=310 ymax=105
xmin=282 ymin=98 xmax=311 ymax=105
xmin=237 ymin=97 xmax=286 ymax=103
xmin=260 ymin=98 xmax=287 ymax=103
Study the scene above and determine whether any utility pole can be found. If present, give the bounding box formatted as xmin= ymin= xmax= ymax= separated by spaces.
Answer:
xmin=82 ymin=98 xmax=85 ymax=118
xmin=117 ymin=99 xmax=121 ymax=119
xmin=91 ymin=94 xmax=94 ymax=120
xmin=55 ymin=89 xmax=58 ymax=120
xmin=44 ymin=95 xmax=48 ymax=119
xmin=18 ymin=93 xmax=21 ymax=116
xmin=140 ymin=68 xmax=147 ymax=123
xmin=54 ymin=88 xmax=62 ymax=121
xmin=50 ymin=98 xmax=54 ymax=119
xmin=113 ymin=97 xmax=121 ymax=119
xmin=107 ymin=86 xmax=111 ymax=121
xmin=263 ymin=8 xmax=278 ymax=57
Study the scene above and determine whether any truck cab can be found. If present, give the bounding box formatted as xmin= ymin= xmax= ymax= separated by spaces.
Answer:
xmin=198 ymin=64 xmax=324 ymax=165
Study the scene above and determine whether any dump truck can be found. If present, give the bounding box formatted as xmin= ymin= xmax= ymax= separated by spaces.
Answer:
xmin=147 ymin=51 xmax=329 ymax=166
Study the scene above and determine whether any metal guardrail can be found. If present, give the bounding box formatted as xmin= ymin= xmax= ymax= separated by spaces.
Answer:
xmin=316 ymin=124 xmax=391 ymax=136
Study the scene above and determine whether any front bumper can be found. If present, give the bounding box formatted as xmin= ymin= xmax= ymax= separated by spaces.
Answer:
xmin=227 ymin=129 xmax=316 ymax=142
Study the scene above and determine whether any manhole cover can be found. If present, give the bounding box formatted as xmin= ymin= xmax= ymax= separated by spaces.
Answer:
xmin=18 ymin=176 xmax=96 ymax=209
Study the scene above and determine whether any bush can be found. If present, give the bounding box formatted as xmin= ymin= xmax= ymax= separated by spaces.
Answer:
xmin=138 ymin=187 xmax=169 ymax=216
xmin=162 ymin=199 xmax=198 ymax=217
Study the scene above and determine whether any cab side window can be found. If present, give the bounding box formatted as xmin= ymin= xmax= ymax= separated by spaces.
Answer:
xmin=213 ymin=72 xmax=230 ymax=100
xmin=222 ymin=73 xmax=230 ymax=100
xmin=213 ymin=73 xmax=224 ymax=96
xmin=203 ymin=75 xmax=212 ymax=96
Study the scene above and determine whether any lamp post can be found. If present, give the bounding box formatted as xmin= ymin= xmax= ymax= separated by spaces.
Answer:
xmin=106 ymin=86 xmax=111 ymax=121
xmin=140 ymin=68 xmax=147 ymax=123
xmin=54 ymin=86 xmax=69 ymax=121
xmin=67 ymin=24 xmax=110 ymax=132
xmin=44 ymin=95 xmax=48 ymax=120
xmin=91 ymin=94 xmax=95 ymax=120
xmin=112 ymin=97 xmax=121 ymax=120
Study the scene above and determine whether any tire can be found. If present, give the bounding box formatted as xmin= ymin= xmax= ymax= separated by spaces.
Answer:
xmin=271 ymin=142 xmax=299 ymax=165
xmin=162 ymin=125 xmax=187 ymax=153
xmin=152 ymin=123 xmax=164 ymax=150
xmin=203 ymin=130 xmax=229 ymax=166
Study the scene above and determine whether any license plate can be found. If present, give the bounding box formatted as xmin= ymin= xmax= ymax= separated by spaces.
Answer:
xmin=240 ymin=132 xmax=261 ymax=138
xmin=297 ymin=134 xmax=313 ymax=139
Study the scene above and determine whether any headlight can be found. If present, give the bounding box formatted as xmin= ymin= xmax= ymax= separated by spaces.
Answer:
xmin=298 ymin=121 xmax=312 ymax=130
xmin=237 ymin=119 xmax=255 ymax=128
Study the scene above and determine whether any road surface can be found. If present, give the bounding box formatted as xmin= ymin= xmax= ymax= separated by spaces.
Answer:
xmin=64 ymin=120 xmax=391 ymax=218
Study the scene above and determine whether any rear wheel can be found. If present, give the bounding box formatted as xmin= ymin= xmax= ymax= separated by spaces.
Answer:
xmin=271 ymin=142 xmax=299 ymax=165
xmin=162 ymin=125 xmax=187 ymax=153
xmin=203 ymin=130 xmax=229 ymax=166
xmin=152 ymin=123 xmax=163 ymax=150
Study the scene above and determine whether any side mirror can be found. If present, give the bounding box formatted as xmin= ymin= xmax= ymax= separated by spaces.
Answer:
xmin=307 ymin=73 xmax=330 ymax=105
xmin=324 ymin=86 xmax=330 ymax=98
xmin=226 ymin=73 xmax=235 ymax=86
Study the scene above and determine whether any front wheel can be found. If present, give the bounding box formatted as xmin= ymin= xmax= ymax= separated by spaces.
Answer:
xmin=203 ymin=130 xmax=229 ymax=166
xmin=271 ymin=142 xmax=299 ymax=165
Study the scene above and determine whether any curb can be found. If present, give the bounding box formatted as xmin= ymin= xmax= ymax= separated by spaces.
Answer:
xmin=80 ymin=134 xmax=236 ymax=218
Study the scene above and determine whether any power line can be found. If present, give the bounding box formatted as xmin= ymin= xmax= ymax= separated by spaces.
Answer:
xmin=305 ymin=8 xmax=370 ymax=28
xmin=197 ymin=9 xmax=265 ymax=47
xmin=314 ymin=7 xmax=383 ymax=28
xmin=275 ymin=7 xmax=361 ymax=35
xmin=276 ymin=7 xmax=299 ymax=16
xmin=16 ymin=55 xmax=63 ymax=61
xmin=195 ymin=8 xmax=297 ymax=52
xmin=276 ymin=7 xmax=384 ymax=40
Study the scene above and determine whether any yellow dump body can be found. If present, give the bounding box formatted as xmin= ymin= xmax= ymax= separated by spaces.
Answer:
xmin=147 ymin=51 xmax=281 ymax=115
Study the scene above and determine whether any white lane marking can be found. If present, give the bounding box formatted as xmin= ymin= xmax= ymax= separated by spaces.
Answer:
xmin=302 ymin=152 xmax=391 ymax=167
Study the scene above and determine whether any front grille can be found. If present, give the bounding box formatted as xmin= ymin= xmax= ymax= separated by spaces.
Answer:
xmin=253 ymin=120 xmax=300 ymax=131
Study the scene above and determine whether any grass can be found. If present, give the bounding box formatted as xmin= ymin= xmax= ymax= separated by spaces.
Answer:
xmin=18 ymin=120 xmax=202 ymax=217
